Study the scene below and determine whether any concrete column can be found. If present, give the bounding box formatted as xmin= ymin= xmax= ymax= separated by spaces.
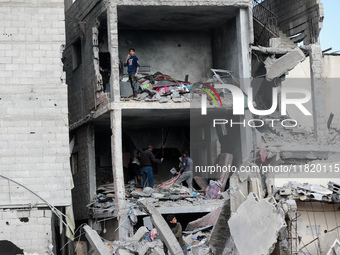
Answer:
xmin=88 ymin=124 xmax=97 ymax=201
xmin=107 ymin=2 xmax=120 ymax=102
xmin=309 ymin=44 xmax=328 ymax=142
xmin=236 ymin=8 xmax=253 ymax=162
xmin=110 ymin=109 xmax=131 ymax=240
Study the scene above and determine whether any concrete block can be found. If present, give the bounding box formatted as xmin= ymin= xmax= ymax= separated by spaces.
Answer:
xmin=279 ymin=188 xmax=292 ymax=196
xmin=136 ymin=241 xmax=152 ymax=255
xmin=265 ymin=48 xmax=305 ymax=81
xmin=228 ymin=193 xmax=286 ymax=255
xmin=83 ymin=225 xmax=110 ymax=255
xmin=131 ymin=226 xmax=149 ymax=242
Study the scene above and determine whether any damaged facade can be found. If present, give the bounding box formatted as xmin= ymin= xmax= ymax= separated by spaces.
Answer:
xmin=1 ymin=0 xmax=338 ymax=254
xmin=62 ymin=0 xmax=340 ymax=254
xmin=0 ymin=0 xmax=73 ymax=254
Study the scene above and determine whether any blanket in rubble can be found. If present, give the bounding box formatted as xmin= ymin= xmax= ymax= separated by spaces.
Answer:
xmin=157 ymin=175 xmax=180 ymax=190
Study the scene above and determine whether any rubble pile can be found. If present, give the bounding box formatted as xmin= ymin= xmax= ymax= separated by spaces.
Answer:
xmin=275 ymin=181 xmax=340 ymax=202
xmin=120 ymin=70 xmax=234 ymax=106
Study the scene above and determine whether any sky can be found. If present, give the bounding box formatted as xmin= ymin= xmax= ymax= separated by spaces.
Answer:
xmin=319 ymin=0 xmax=340 ymax=53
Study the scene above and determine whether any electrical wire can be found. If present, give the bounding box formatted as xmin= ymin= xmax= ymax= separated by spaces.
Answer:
xmin=303 ymin=202 xmax=319 ymax=255
xmin=0 ymin=174 xmax=72 ymax=232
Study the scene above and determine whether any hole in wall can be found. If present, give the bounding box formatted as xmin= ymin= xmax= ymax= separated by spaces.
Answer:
xmin=19 ymin=217 xmax=29 ymax=223
xmin=6 ymin=222 xmax=9 ymax=225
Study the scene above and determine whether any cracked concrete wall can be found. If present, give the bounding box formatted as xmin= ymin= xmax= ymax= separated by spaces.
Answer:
xmin=0 ymin=0 xmax=72 ymax=206
xmin=64 ymin=0 xmax=108 ymax=126
xmin=212 ymin=18 xmax=240 ymax=79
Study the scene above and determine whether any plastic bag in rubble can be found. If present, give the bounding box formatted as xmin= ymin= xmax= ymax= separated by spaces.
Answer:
xmin=170 ymin=167 xmax=178 ymax=175
xmin=128 ymin=206 xmax=138 ymax=226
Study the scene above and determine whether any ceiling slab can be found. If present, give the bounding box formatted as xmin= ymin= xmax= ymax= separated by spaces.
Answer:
xmin=118 ymin=6 xmax=238 ymax=30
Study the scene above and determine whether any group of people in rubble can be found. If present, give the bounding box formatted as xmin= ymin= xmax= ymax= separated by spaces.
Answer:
xmin=128 ymin=144 xmax=193 ymax=190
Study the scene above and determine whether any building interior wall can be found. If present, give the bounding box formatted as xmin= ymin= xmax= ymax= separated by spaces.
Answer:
xmin=212 ymin=18 xmax=240 ymax=78
xmin=122 ymin=127 xmax=190 ymax=184
xmin=118 ymin=29 xmax=213 ymax=82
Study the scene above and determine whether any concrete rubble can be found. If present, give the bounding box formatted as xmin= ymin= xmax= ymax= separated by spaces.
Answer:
xmin=2 ymin=0 xmax=337 ymax=253
xmin=228 ymin=193 xmax=286 ymax=255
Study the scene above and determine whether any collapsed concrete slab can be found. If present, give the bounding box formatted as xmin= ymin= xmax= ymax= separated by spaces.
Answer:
xmin=83 ymin=225 xmax=110 ymax=255
xmin=264 ymin=48 xmax=305 ymax=81
xmin=228 ymin=193 xmax=286 ymax=255
xmin=208 ymin=199 xmax=233 ymax=255
xmin=139 ymin=199 xmax=184 ymax=255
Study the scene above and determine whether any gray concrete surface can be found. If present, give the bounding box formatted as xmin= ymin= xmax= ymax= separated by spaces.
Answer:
xmin=228 ymin=193 xmax=286 ymax=255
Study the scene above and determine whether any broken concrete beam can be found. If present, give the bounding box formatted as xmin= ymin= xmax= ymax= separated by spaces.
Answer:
xmin=139 ymin=200 xmax=184 ymax=255
xmin=127 ymin=226 xmax=149 ymax=242
xmin=208 ymin=199 xmax=233 ymax=255
xmin=228 ymin=193 xmax=286 ymax=255
xmin=83 ymin=225 xmax=110 ymax=255
xmin=265 ymin=48 xmax=305 ymax=81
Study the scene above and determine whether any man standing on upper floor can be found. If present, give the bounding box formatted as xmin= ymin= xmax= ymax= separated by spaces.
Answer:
xmin=140 ymin=145 xmax=163 ymax=188
xmin=124 ymin=48 xmax=140 ymax=98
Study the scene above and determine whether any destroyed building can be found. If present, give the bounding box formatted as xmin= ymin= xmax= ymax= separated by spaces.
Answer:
xmin=62 ymin=0 xmax=340 ymax=254
xmin=0 ymin=0 xmax=339 ymax=254
xmin=0 ymin=0 xmax=74 ymax=254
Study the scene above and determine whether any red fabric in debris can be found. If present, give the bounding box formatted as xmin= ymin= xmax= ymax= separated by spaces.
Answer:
xmin=259 ymin=148 xmax=268 ymax=162
xmin=157 ymin=175 xmax=180 ymax=190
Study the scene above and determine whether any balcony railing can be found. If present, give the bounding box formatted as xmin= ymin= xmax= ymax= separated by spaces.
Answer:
xmin=253 ymin=0 xmax=279 ymax=38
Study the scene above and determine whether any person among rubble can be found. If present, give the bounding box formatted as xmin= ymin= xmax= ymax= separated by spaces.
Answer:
xmin=164 ymin=215 xmax=187 ymax=255
xmin=124 ymin=48 xmax=140 ymax=98
xmin=174 ymin=150 xmax=193 ymax=190
xmin=140 ymin=145 xmax=163 ymax=188
xmin=129 ymin=151 xmax=142 ymax=184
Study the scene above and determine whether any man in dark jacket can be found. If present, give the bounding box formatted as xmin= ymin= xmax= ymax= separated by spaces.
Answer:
xmin=140 ymin=145 xmax=163 ymax=188
xmin=175 ymin=150 xmax=193 ymax=189
xmin=164 ymin=215 xmax=187 ymax=255
xmin=124 ymin=48 xmax=140 ymax=98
